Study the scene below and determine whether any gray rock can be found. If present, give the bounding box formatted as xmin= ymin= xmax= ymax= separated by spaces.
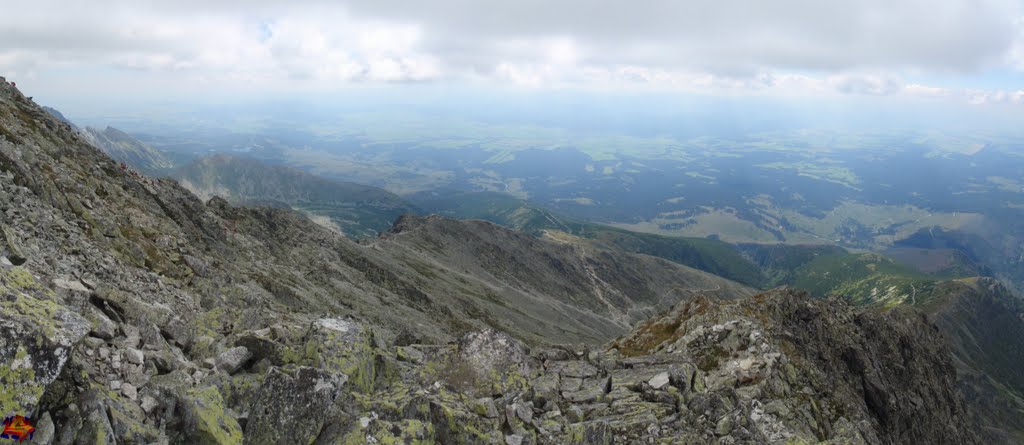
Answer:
xmin=147 ymin=372 xmax=242 ymax=444
xmin=474 ymin=397 xmax=500 ymax=419
xmin=83 ymin=336 xmax=106 ymax=349
xmin=139 ymin=323 xmax=165 ymax=350
xmin=33 ymin=412 xmax=56 ymax=445
xmin=146 ymin=350 xmax=176 ymax=374
xmin=78 ymin=407 xmax=117 ymax=444
xmin=120 ymin=324 xmax=141 ymax=349
xmin=648 ymin=372 xmax=670 ymax=390
xmin=396 ymin=345 xmax=425 ymax=364
xmin=121 ymin=382 xmax=137 ymax=400
xmin=456 ymin=329 xmax=532 ymax=396
xmin=88 ymin=310 xmax=118 ymax=341
xmin=565 ymin=405 xmax=586 ymax=423
xmin=0 ymin=224 xmax=26 ymax=265
xmin=563 ymin=385 xmax=604 ymax=403
xmin=125 ymin=348 xmax=144 ymax=365
xmin=554 ymin=360 xmax=599 ymax=379
xmin=560 ymin=376 xmax=583 ymax=392
xmin=511 ymin=401 xmax=533 ymax=424
xmin=505 ymin=434 xmax=524 ymax=445
xmin=215 ymin=346 xmax=252 ymax=374
xmin=0 ymin=269 xmax=90 ymax=417
xmin=245 ymin=366 xmax=347 ymax=445
xmin=716 ymin=414 xmax=734 ymax=436
xmin=458 ymin=329 xmax=530 ymax=371
xmin=140 ymin=395 xmax=158 ymax=414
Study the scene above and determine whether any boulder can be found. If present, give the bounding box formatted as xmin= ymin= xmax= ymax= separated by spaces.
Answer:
xmin=215 ymin=346 xmax=252 ymax=374
xmin=124 ymin=348 xmax=145 ymax=365
xmin=0 ymin=267 xmax=89 ymax=417
xmin=235 ymin=331 xmax=281 ymax=365
xmin=302 ymin=318 xmax=378 ymax=393
xmin=121 ymin=382 xmax=137 ymax=400
xmin=0 ymin=223 xmax=26 ymax=265
xmin=648 ymin=372 xmax=670 ymax=390
xmin=86 ymin=307 xmax=118 ymax=340
xmin=454 ymin=329 xmax=532 ymax=396
xmin=244 ymin=366 xmax=348 ymax=445
xmin=147 ymin=371 xmax=242 ymax=445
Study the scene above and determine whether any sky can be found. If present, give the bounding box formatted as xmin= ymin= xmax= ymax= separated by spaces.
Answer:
xmin=2 ymin=0 xmax=1024 ymax=115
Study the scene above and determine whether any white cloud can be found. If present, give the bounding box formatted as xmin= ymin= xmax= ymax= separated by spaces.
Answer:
xmin=966 ymin=88 xmax=1024 ymax=104
xmin=903 ymin=84 xmax=952 ymax=98
xmin=828 ymin=74 xmax=903 ymax=96
xmin=0 ymin=0 xmax=1022 ymax=104
xmin=1009 ymin=17 xmax=1024 ymax=70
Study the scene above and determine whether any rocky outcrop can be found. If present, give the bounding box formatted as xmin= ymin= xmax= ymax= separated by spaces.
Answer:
xmin=244 ymin=367 xmax=348 ymax=445
xmin=0 ymin=267 xmax=89 ymax=418
xmin=144 ymin=289 xmax=972 ymax=444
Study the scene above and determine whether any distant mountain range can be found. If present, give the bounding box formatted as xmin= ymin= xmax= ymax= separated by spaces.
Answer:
xmin=42 ymin=106 xmax=176 ymax=176
xmin=82 ymin=126 xmax=176 ymax=175
xmin=173 ymin=154 xmax=416 ymax=238
xmin=8 ymin=80 xmax=1022 ymax=443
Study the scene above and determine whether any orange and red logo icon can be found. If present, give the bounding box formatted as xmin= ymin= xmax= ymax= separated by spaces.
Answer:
xmin=1 ymin=416 xmax=35 ymax=442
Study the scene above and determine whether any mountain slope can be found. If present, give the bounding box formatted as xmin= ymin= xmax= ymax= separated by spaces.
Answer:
xmin=378 ymin=214 xmax=754 ymax=343
xmin=413 ymin=190 xmax=766 ymax=286
xmin=175 ymin=154 xmax=417 ymax=238
xmin=924 ymin=278 xmax=1024 ymax=443
xmin=0 ymin=77 xmax=760 ymax=443
xmin=610 ymin=289 xmax=979 ymax=444
xmin=0 ymin=77 xmax=1016 ymax=444
xmin=41 ymin=106 xmax=78 ymax=130
xmin=81 ymin=126 xmax=175 ymax=175
xmin=894 ymin=226 xmax=1024 ymax=294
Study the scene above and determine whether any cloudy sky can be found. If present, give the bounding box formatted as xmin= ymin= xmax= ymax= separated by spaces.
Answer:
xmin=3 ymin=0 xmax=1024 ymax=108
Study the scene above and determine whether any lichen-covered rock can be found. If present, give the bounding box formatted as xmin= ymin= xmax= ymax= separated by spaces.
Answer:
xmin=611 ymin=290 xmax=980 ymax=445
xmin=244 ymin=366 xmax=348 ymax=445
xmin=0 ymin=267 xmax=89 ymax=417
xmin=147 ymin=371 xmax=243 ymax=445
xmin=85 ymin=308 xmax=118 ymax=341
xmin=0 ymin=223 xmax=27 ymax=265
xmin=454 ymin=329 xmax=532 ymax=397
xmin=215 ymin=346 xmax=252 ymax=374
xmin=77 ymin=406 xmax=117 ymax=445
xmin=298 ymin=318 xmax=379 ymax=393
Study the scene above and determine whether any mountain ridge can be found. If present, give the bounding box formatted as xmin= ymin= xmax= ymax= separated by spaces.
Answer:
xmin=175 ymin=154 xmax=416 ymax=238
xmin=0 ymin=77 xmax=1020 ymax=443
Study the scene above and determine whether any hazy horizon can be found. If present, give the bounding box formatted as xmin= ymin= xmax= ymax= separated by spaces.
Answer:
xmin=3 ymin=0 xmax=1023 ymax=136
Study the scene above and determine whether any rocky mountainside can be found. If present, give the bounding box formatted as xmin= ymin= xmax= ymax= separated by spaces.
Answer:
xmin=924 ymin=278 xmax=1024 ymax=443
xmin=175 ymin=154 xmax=417 ymax=238
xmin=411 ymin=190 xmax=767 ymax=286
xmin=41 ymin=106 xmax=77 ymax=130
xmin=0 ymin=76 xmax=1016 ymax=444
xmin=80 ymin=126 xmax=175 ymax=176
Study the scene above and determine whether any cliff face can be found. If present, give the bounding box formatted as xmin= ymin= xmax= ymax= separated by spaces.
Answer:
xmin=926 ymin=278 xmax=1024 ymax=443
xmin=612 ymin=289 xmax=978 ymax=445
xmin=0 ymin=76 xmax=1002 ymax=444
